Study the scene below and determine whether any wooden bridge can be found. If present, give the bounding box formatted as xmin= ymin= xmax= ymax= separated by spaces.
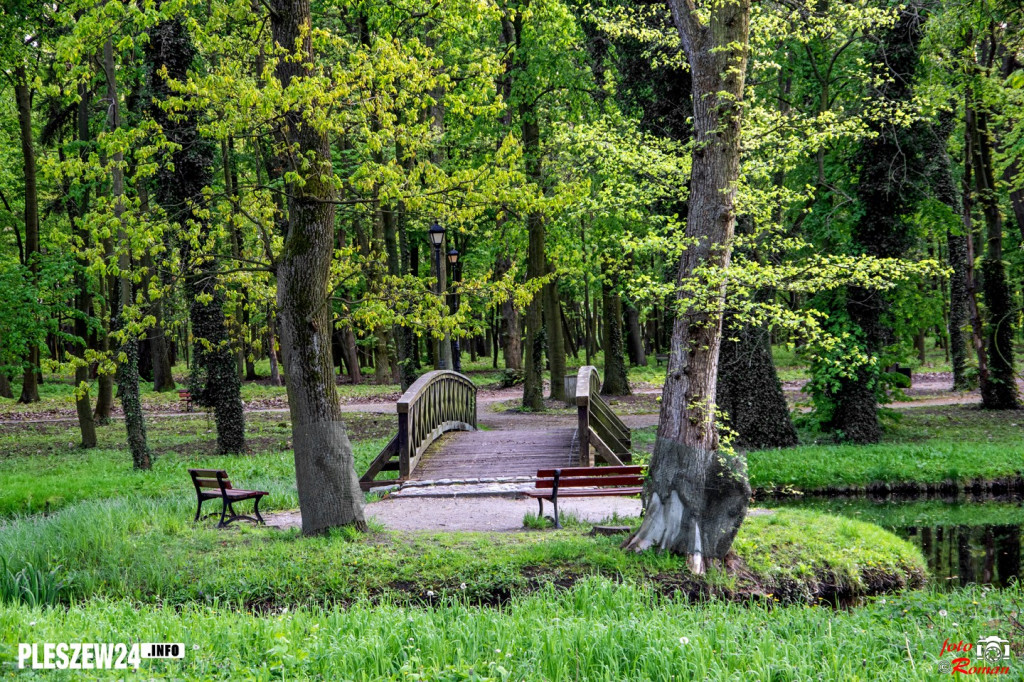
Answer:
xmin=359 ymin=366 xmax=633 ymax=490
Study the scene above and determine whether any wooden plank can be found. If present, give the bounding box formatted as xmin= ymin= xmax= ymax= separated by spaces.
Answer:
xmin=534 ymin=476 xmax=644 ymax=488
xmin=589 ymin=430 xmax=625 ymax=466
xmin=536 ymin=466 xmax=643 ymax=477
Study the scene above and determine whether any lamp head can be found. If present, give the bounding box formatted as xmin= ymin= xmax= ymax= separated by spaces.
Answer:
xmin=428 ymin=222 xmax=445 ymax=248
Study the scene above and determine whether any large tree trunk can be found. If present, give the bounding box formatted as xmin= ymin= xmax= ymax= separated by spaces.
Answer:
xmin=968 ymin=85 xmax=1018 ymax=409
xmin=521 ymin=110 xmax=545 ymax=410
xmin=271 ymin=0 xmax=365 ymax=534
xmin=623 ymin=0 xmax=751 ymax=569
xmin=826 ymin=10 xmax=926 ymax=443
xmin=149 ymin=18 xmax=246 ymax=451
xmin=15 ymin=66 xmax=40 ymax=404
xmin=103 ymin=39 xmax=151 ymax=470
xmin=717 ymin=308 xmax=796 ymax=450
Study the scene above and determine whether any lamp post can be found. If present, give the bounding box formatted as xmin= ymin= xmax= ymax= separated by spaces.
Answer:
xmin=427 ymin=223 xmax=450 ymax=369
xmin=447 ymin=249 xmax=461 ymax=372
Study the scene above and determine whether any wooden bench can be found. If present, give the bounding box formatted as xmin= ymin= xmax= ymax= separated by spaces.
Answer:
xmin=188 ymin=469 xmax=269 ymax=528
xmin=524 ymin=466 xmax=644 ymax=529
xmin=178 ymin=389 xmax=193 ymax=412
xmin=655 ymin=353 xmax=669 ymax=366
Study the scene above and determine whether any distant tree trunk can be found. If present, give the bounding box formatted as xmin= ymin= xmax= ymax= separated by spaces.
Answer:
xmin=927 ymin=113 xmax=971 ymax=391
xmin=0 ymin=373 xmax=12 ymax=399
xmin=623 ymin=0 xmax=751 ymax=569
xmin=148 ymin=18 xmax=246 ymax=452
xmin=271 ymin=0 xmax=365 ymax=534
xmin=968 ymin=77 xmax=1019 ymax=409
xmin=103 ymin=39 xmax=151 ymax=470
xmin=70 ymin=87 xmax=97 ymax=448
xmin=600 ymin=272 xmax=630 ymax=396
xmin=15 ymin=66 xmax=40 ymax=404
xmin=496 ymin=252 xmax=522 ymax=371
xmin=267 ymin=306 xmax=282 ymax=386
xmin=93 ymin=286 xmax=114 ymax=422
xmin=625 ymin=299 xmax=646 ymax=367
xmin=545 ymin=268 xmax=566 ymax=401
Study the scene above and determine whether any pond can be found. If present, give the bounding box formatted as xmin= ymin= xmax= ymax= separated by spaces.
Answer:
xmin=766 ymin=494 xmax=1024 ymax=588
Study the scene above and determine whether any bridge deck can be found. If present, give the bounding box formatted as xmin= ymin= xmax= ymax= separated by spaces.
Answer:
xmin=412 ymin=427 xmax=577 ymax=480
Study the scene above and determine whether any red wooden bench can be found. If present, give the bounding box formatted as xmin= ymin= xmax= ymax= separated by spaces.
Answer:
xmin=188 ymin=468 xmax=269 ymax=528
xmin=524 ymin=466 xmax=644 ymax=529
xmin=178 ymin=389 xmax=193 ymax=412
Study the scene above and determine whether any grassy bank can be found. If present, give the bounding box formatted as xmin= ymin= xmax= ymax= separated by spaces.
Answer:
xmin=0 ymin=413 xmax=394 ymax=517
xmin=0 ymin=499 xmax=924 ymax=607
xmin=0 ymin=580 xmax=1014 ymax=680
xmin=633 ymin=405 xmax=1024 ymax=493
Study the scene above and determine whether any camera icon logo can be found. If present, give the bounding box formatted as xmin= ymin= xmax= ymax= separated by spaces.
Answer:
xmin=976 ymin=636 xmax=1011 ymax=663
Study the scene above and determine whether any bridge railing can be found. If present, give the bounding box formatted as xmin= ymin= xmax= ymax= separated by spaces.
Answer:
xmin=576 ymin=366 xmax=632 ymax=467
xmin=360 ymin=370 xmax=477 ymax=489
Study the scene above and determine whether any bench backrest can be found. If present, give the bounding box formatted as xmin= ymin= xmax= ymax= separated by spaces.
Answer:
xmin=535 ymin=466 xmax=644 ymax=489
xmin=189 ymin=468 xmax=233 ymax=494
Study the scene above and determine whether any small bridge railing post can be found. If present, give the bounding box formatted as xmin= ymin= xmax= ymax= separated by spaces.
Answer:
xmin=575 ymin=366 xmax=631 ymax=467
xmin=361 ymin=370 xmax=477 ymax=489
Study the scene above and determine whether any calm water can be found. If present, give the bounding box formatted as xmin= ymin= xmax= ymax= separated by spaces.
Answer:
xmin=767 ymin=495 xmax=1024 ymax=588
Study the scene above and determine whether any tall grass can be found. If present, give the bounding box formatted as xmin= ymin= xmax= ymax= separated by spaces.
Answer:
xmin=0 ymin=580 xmax=1013 ymax=680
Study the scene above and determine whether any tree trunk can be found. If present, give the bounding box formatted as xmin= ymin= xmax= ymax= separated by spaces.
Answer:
xmin=267 ymin=306 xmax=282 ymax=386
xmin=149 ymin=18 xmax=246 ymax=451
xmin=0 ymin=373 xmax=12 ymax=399
xmin=15 ymin=66 xmax=40 ymax=404
xmin=927 ymin=113 xmax=971 ymax=391
xmin=625 ymin=298 xmax=647 ymax=367
xmin=717 ymin=309 xmax=796 ymax=450
xmin=968 ymin=89 xmax=1018 ymax=409
xmin=600 ymin=270 xmax=631 ymax=396
xmin=496 ymin=252 xmax=522 ymax=371
xmin=623 ymin=0 xmax=751 ymax=569
xmin=271 ymin=0 xmax=365 ymax=534
xmin=103 ymin=39 xmax=151 ymax=470
xmin=544 ymin=268 xmax=566 ymax=401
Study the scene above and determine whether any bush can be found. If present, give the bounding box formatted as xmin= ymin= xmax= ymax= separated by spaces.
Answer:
xmin=0 ymin=556 xmax=67 ymax=607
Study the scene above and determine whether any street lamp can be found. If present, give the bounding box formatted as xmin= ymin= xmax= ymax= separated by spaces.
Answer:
xmin=428 ymin=222 xmax=447 ymax=369
xmin=446 ymin=248 xmax=459 ymax=267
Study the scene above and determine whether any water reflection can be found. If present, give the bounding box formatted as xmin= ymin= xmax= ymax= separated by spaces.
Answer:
xmin=905 ymin=524 xmax=1021 ymax=588
xmin=765 ymin=496 xmax=1024 ymax=589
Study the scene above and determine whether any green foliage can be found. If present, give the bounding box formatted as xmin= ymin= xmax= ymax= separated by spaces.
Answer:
xmin=0 ymin=557 xmax=67 ymax=608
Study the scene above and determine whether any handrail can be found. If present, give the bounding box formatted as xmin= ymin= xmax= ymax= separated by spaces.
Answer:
xmin=360 ymin=370 xmax=477 ymax=488
xmin=576 ymin=366 xmax=632 ymax=466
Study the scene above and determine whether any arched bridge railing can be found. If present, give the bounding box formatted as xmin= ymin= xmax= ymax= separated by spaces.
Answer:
xmin=360 ymin=370 xmax=477 ymax=490
xmin=576 ymin=366 xmax=632 ymax=467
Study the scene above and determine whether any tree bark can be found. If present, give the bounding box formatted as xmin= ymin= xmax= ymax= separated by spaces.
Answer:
xmin=0 ymin=372 xmax=12 ymax=399
xmin=625 ymin=298 xmax=646 ymax=367
xmin=623 ymin=0 xmax=751 ymax=569
xmin=600 ymin=275 xmax=631 ymax=396
xmin=103 ymin=39 xmax=151 ymax=469
xmin=15 ymin=66 xmax=40 ymax=404
xmin=271 ymin=0 xmax=365 ymax=534
xmin=496 ymin=251 xmax=522 ymax=371
xmin=968 ymin=82 xmax=1018 ymax=409
xmin=544 ymin=267 xmax=566 ymax=401
xmin=148 ymin=18 xmax=246 ymax=451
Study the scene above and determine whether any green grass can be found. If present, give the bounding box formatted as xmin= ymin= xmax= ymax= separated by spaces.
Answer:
xmin=0 ymin=580 xmax=1015 ymax=680
xmin=0 ymin=500 xmax=924 ymax=607
xmin=767 ymin=497 xmax=1024 ymax=530
xmin=632 ymin=405 xmax=1024 ymax=492
xmin=0 ymin=413 xmax=395 ymax=517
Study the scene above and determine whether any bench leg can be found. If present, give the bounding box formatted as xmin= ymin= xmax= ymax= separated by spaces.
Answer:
xmin=218 ymin=499 xmax=229 ymax=528
xmin=253 ymin=496 xmax=265 ymax=525
xmin=553 ymin=494 xmax=561 ymax=530
xmin=537 ymin=498 xmax=544 ymax=519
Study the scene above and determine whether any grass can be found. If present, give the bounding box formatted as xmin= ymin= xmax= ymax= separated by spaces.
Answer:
xmin=0 ymin=580 xmax=1016 ymax=680
xmin=0 ymin=412 xmax=395 ymax=517
xmin=0 ymin=499 xmax=924 ymax=608
xmin=632 ymin=405 xmax=1024 ymax=492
